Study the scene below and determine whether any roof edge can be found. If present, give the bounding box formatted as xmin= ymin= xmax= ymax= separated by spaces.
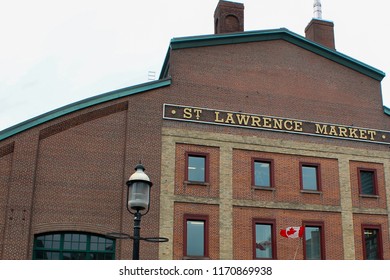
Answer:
xmin=166 ymin=28 xmax=385 ymax=81
xmin=384 ymin=106 xmax=390 ymax=117
xmin=0 ymin=78 xmax=172 ymax=141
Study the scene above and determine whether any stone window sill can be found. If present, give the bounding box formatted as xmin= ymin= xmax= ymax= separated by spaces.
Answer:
xmin=184 ymin=181 xmax=210 ymax=187
xmin=252 ymin=186 xmax=275 ymax=191
xmin=300 ymin=190 xmax=322 ymax=194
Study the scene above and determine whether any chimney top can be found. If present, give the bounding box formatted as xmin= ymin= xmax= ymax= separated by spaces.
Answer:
xmin=214 ymin=0 xmax=244 ymax=34
xmin=305 ymin=1 xmax=336 ymax=49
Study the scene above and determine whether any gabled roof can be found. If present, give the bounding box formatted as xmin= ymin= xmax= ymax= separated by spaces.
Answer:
xmin=160 ymin=28 xmax=385 ymax=82
xmin=0 ymin=78 xmax=171 ymax=141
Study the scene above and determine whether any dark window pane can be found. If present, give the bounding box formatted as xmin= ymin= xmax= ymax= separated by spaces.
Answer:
xmin=34 ymin=250 xmax=47 ymax=260
xmin=305 ymin=226 xmax=321 ymax=259
xmin=255 ymin=224 xmax=272 ymax=258
xmin=302 ymin=166 xmax=318 ymax=190
xmin=64 ymin=234 xmax=72 ymax=242
xmin=52 ymin=241 xmax=60 ymax=249
xmin=35 ymin=238 xmax=45 ymax=248
xmin=188 ymin=156 xmax=206 ymax=182
xmin=79 ymin=242 xmax=87 ymax=251
xmin=71 ymin=242 xmax=79 ymax=250
xmin=90 ymin=242 xmax=98 ymax=251
xmin=360 ymin=171 xmax=375 ymax=194
xmin=254 ymin=162 xmax=271 ymax=187
xmin=51 ymin=252 xmax=60 ymax=260
xmin=187 ymin=220 xmax=205 ymax=256
xmin=364 ymin=229 xmax=379 ymax=259
xmin=72 ymin=234 xmax=79 ymax=242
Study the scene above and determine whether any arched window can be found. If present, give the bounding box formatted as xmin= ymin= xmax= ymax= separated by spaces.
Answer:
xmin=33 ymin=232 xmax=115 ymax=260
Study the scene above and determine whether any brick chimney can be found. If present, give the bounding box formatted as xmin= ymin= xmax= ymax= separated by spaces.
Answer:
xmin=214 ymin=0 xmax=244 ymax=34
xmin=305 ymin=19 xmax=336 ymax=50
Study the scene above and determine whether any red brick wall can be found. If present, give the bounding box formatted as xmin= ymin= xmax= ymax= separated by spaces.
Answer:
xmin=173 ymin=202 xmax=219 ymax=260
xmin=353 ymin=214 xmax=390 ymax=259
xmin=0 ymin=84 xmax=170 ymax=259
xmin=233 ymin=206 xmax=344 ymax=260
xmin=166 ymin=40 xmax=387 ymax=135
xmin=349 ymin=161 xmax=386 ymax=209
xmin=233 ymin=149 xmax=340 ymax=206
xmin=175 ymin=144 xmax=220 ymax=198
xmin=0 ymin=144 xmax=14 ymax=259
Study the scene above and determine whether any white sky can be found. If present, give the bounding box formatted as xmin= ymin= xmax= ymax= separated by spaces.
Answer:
xmin=0 ymin=0 xmax=389 ymax=131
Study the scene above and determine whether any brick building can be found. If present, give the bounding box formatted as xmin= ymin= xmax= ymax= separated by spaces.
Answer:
xmin=0 ymin=0 xmax=389 ymax=260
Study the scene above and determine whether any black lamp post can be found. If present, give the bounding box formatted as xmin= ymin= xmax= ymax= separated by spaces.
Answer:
xmin=106 ymin=163 xmax=168 ymax=259
xmin=126 ymin=163 xmax=153 ymax=260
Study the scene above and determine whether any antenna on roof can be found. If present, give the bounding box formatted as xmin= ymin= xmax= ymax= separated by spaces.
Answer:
xmin=148 ymin=71 xmax=156 ymax=81
xmin=313 ymin=0 xmax=322 ymax=19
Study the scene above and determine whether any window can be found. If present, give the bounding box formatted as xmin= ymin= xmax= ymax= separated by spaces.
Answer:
xmin=253 ymin=159 xmax=273 ymax=188
xmin=253 ymin=219 xmax=276 ymax=259
xmin=186 ymin=152 xmax=208 ymax=183
xmin=358 ymin=168 xmax=377 ymax=195
xmin=303 ymin=223 xmax=325 ymax=260
xmin=362 ymin=225 xmax=383 ymax=260
xmin=33 ymin=232 xmax=115 ymax=260
xmin=300 ymin=163 xmax=320 ymax=191
xmin=184 ymin=215 xmax=208 ymax=258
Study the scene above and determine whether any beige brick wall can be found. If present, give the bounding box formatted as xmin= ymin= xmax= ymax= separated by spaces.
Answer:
xmin=160 ymin=127 xmax=390 ymax=259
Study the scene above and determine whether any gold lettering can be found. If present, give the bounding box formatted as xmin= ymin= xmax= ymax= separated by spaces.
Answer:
xmin=251 ymin=116 xmax=261 ymax=127
xmin=263 ymin=117 xmax=272 ymax=128
xmin=294 ymin=121 xmax=303 ymax=132
xmin=225 ymin=113 xmax=235 ymax=124
xmin=329 ymin=126 xmax=338 ymax=136
xmin=315 ymin=124 xmax=328 ymax=135
xmin=359 ymin=129 xmax=367 ymax=139
xmin=236 ymin=114 xmax=251 ymax=125
xmin=214 ymin=111 xmax=224 ymax=123
xmin=338 ymin=127 xmax=348 ymax=137
xmin=183 ymin=107 xmax=192 ymax=119
xmin=273 ymin=119 xmax=283 ymax=130
xmin=284 ymin=120 xmax=293 ymax=130
xmin=193 ymin=109 xmax=202 ymax=120
xmin=349 ymin=128 xmax=359 ymax=138
xmin=367 ymin=130 xmax=377 ymax=140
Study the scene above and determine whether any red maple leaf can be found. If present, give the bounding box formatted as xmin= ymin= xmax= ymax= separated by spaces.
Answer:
xmin=287 ymin=227 xmax=297 ymax=236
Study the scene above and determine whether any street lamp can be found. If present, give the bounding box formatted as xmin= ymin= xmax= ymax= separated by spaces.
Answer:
xmin=126 ymin=163 xmax=153 ymax=260
xmin=106 ymin=163 xmax=168 ymax=259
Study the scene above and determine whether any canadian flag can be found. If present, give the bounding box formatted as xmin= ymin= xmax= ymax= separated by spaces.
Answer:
xmin=280 ymin=226 xmax=304 ymax=238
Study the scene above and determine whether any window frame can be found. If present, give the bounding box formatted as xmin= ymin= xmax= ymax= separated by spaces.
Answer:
xmin=252 ymin=218 xmax=277 ymax=260
xmin=358 ymin=168 xmax=378 ymax=196
xmin=302 ymin=221 xmax=325 ymax=260
xmin=33 ymin=232 xmax=115 ymax=260
xmin=183 ymin=214 xmax=209 ymax=259
xmin=300 ymin=162 xmax=321 ymax=191
xmin=185 ymin=152 xmax=209 ymax=184
xmin=362 ymin=224 xmax=383 ymax=260
xmin=252 ymin=158 xmax=274 ymax=189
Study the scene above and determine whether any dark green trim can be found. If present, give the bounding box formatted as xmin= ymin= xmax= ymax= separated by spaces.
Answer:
xmin=384 ymin=106 xmax=390 ymax=116
xmin=0 ymin=78 xmax=171 ymax=141
xmin=161 ymin=28 xmax=385 ymax=81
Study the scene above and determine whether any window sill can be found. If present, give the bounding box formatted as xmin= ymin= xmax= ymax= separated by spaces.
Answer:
xmin=359 ymin=194 xmax=379 ymax=199
xmin=300 ymin=190 xmax=322 ymax=194
xmin=184 ymin=181 xmax=210 ymax=187
xmin=252 ymin=186 xmax=275 ymax=191
xmin=182 ymin=256 xmax=210 ymax=260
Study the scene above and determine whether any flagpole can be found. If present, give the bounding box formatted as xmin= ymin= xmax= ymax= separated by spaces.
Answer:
xmin=293 ymin=238 xmax=302 ymax=260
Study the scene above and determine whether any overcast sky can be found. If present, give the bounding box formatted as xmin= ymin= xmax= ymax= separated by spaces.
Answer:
xmin=0 ymin=0 xmax=389 ymax=131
